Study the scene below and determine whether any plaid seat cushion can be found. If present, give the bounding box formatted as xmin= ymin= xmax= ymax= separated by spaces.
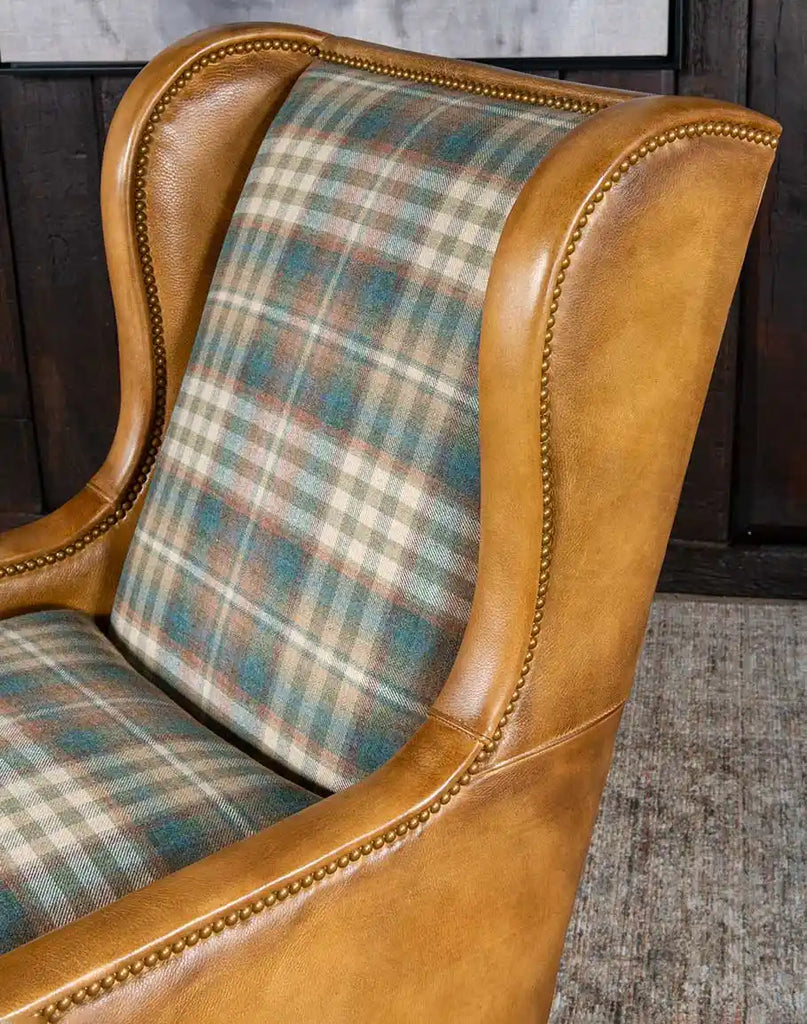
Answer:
xmin=112 ymin=62 xmax=584 ymax=792
xmin=0 ymin=610 xmax=316 ymax=953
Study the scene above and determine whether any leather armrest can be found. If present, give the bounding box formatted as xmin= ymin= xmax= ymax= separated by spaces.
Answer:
xmin=0 ymin=717 xmax=477 ymax=1019
xmin=0 ymin=710 xmax=623 ymax=1024
xmin=0 ymin=483 xmax=143 ymax=620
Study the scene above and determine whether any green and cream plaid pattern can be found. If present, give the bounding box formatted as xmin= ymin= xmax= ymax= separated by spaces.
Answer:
xmin=0 ymin=610 xmax=316 ymax=952
xmin=112 ymin=63 xmax=583 ymax=791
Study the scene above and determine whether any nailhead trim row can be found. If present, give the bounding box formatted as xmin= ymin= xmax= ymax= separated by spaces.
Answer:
xmin=31 ymin=39 xmax=780 ymax=1023
xmin=318 ymin=48 xmax=606 ymax=112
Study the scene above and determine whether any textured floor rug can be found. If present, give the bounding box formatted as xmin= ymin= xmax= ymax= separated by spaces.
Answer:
xmin=550 ymin=597 xmax=806 ymax=1024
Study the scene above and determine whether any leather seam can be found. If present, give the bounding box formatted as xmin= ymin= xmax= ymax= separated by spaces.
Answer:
xmin=474 ymin=701 xmax=626 ymax=779
xmin=30 ymin=43 xmax=780 ymax=1024
xmin=86 ymin=480 xmax=114 ymax=505
xmin=427 ymin=709 xmax=490 ymax=743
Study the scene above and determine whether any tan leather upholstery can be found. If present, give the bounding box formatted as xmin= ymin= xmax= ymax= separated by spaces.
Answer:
xmin=0 ymin=23 xmax=778 ymax=1023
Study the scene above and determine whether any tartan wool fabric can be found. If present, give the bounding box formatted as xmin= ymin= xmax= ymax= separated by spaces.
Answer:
xmin=0 ymin=610 xmax=317 ymax=952
xmin=112 ymin=63 xmax=584 ymax=791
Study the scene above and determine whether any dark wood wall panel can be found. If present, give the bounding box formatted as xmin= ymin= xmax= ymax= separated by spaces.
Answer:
xmin=738 ymin=0 xmax=807 ymax=536
xmin=0 ymin=75 xmax=119 ymax=511
xmin=0 ymin=136 xmax=42 ymax=531
xmin=94 ymin=74 xmax=135 ymax=140
xmin=671 ymin=0 xmax=750 ymax=542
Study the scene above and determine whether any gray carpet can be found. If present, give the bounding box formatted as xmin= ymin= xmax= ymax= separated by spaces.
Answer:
xmin=550 ymin=597 xmax=806 ymax=1023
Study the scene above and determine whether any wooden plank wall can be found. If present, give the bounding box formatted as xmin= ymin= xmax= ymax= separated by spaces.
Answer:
xmin=0 ymin=76 xmax=120 ymax=514
xmin=737 ymin=0 xmax=807 ymax=539
xmin=0 ymin=1 xmax=805 ymax=595
xmin=0 ymin=147 xmax=41 ymax=532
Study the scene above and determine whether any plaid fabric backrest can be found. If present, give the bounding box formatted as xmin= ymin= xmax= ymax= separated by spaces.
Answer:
xmin=111 ymin=62 xmax=583 ymax=792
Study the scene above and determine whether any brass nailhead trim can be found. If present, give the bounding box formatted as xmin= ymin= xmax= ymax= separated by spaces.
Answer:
xmin=318 ymin=49 xmax=605 ymax=113
xmin=37 ymin=46 xmax=779 ymax=1023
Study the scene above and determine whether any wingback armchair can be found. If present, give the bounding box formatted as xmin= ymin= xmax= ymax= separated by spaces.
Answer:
xmin=0 ymin=23 xmax=779 ymax=1024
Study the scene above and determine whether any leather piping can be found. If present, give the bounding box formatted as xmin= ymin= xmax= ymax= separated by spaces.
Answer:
xmin=31 ymin=44 xmax=780 ymax=1024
